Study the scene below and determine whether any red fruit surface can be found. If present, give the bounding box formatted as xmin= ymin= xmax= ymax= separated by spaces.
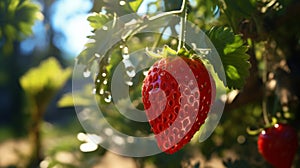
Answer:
xmin=258 ymin=124 xmax=298 ymax=168
xmin=142 ymin=56 xmax=214 ymax=154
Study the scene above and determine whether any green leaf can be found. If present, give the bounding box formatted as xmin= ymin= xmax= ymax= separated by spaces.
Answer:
xmin=0 ymin=0 xmax=42 ymax=55
xmin=58 ymin=85 xmax=94 ymax=107
xmin=20 ymin=57 xmax=71 ymax=96
xmin=18 ymin=21 xmax=33 ymax=36
xmin=4 ymin=24 xmax=17 ymax=40
xmin=129 ymin=0 xmax=143 ymax=12
xmin=223 ymin=0 xmax=255 ymax=18
xmin=207 ymin=26 xmax=251 ymax=90
xmin=221 ymin=0 xmax=256 ymax=31
xmin=8 ymin=0 xmax=20 ymax=13
xmin=87 ymin=12 xmax=113 ymax=30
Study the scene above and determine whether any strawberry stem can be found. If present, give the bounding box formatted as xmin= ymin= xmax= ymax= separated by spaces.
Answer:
xmin=151 ymin=26 xmax=168 ymax=51
xmin=262 ymin=42 xmax=271 ymax=126
xmin=177 ymin=0 xmax=188 ymax=52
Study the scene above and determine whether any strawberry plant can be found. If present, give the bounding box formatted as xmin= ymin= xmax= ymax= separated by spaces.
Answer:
xmin=71 ymin=0 xmax=299 ymax=167
xmin=0 ymin=0 xmax=298 ymax=167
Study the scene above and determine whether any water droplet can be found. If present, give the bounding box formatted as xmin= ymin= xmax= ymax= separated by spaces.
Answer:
xmin=80 ymin=142 xmax=98 ymax=152
xmin=143 ymin=70 xmax=148 ymax=76
xmin=104 ymin=91 xmax=112 ymax=103
xmin=95 ymin=53 xmax=101 ymax=58
xmin=104 ymin=128 xmax=113 ymax=136
xmin=77 ymin=132 xmax=87 ymax=142
xmin=112 ymin=135 xmax=125 ymax=145
xmin=127 ymin=136 xmax=134 ymax=143
xmin=122 ymin=54 xmax=130 ymax=59
xmin=122 ymin=59 xmax=133 ymax=68
xmin=103 ymin=26 xmax=108 ymax=30
xmin=124 ymin=75 xmax=133 ymax=86
xmin=119 ymin=0 xmax=126 ymax=6
xmin=96 ymin=79 xmax=101 ymax=83
xmin=87 ymin=134 xmax=103 ymax=144
xmin=125 ymin=80 xmax=133 ymax=86
xmin=126 ymin=69 xmax=136 ymax=78
xmin=198 ymin=48 xmax=211 ymax=56
xmin=102 ymin=73 xmax=107 ymax=77
xmin=92 ymin=88 xmax=97 ymax=94
xmin=83 ymin=68 xmax=91 ymax=78
xmin=99 ymin=89 xmax=104 ymax=95
xmin=103 ymin=91 xmax=112 ymax=103
xmin=103 ymin=79 xmax=108 ymax=85
xmin=123 ymin=46 xmax=129 ymax=54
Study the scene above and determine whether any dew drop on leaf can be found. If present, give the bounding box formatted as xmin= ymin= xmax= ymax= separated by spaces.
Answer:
xmin=124 ymin=75 xmax=133 ymax=86
xmin=122 ymin=54 xmax=130 ymax=60
xmin=119 ymin=0 xmax=126 ymax=6
xmin=95 ymin=53 xmax=101 ymax=58
xmin=102 ymin=26 xmax=108 ymax=31
xmin=125 ymin=80 xmax=133 ymax=86
xmin=99 ymin=88 xmax=104 ymax=95
xmin=92 ymin=88 xmax=97 ymax=94
xmin=126 ymin=68 xmax=136 ymax=78
xmin=122 ymin=59 xmax=133 ymax=68
xmin=103 ymin=79 xmax=108 ymax=85
xmin=122 ymin=46 xmax=129 ymax=58
xmin=104 ymin=91 xmax=112 ymax=103
xmin=83 ymin=68 xmax=91 ymax=78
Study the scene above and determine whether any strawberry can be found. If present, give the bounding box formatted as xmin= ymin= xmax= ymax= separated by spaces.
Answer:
xmin=257 ymin=123 xmax=298 ymax=168
xmin=142 ymin=54 xmax=214 ymax=154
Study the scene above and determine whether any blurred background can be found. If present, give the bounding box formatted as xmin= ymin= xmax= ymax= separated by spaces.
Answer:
xmin=0 ymin=0 xmax=299 ymax=168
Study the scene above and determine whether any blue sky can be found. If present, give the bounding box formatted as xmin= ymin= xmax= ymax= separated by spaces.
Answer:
xmin=50 ymin=0 xmax=93 ymax=58
xmin=21 ymin=0 xmax=93 ymax=58
xmin=21 ymin=0 xmax=197 ymax=58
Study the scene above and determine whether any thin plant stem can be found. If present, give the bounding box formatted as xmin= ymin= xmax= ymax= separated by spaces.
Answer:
xmin=262 ymin=42 xmax=270 ymax=126
xmin=151 ymin=25 xmax=168 ymax=51
xmin=177 ymin=0 xmax=188 ymax=52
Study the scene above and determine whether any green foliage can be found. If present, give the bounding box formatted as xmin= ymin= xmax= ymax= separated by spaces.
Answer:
xmin=0 ymin=0 xmax=42 ymax=55
xmin=92 ymin=0 xmax=142 ymax=16
xmin=87 ymin=12 xmax=113 ymax=30
xmin=78 ymin=1 xmax=252 ymax=91
xmin=129 ymin=0 xmax=143 ymax=12
xmin=67 ymin=0 xmax=299 ymax=167
xmin=77 ymin=12 xmax=115 ymax=66
xmin=207 ymin=26 xmax=250 ymax=89
xmin=20 ymin=57 xmax=71 ymax=97
xmin=223 ymin=0 xmax=255 ymax=18
xmin=222 ymin=0 xmax=256 ymax=32
xmin=188 ymin=0 xmax=220 ymax=27
xmin=58 ymin=85 xmax=94 ymax=107
xmin=19 ymin=57 xmax=71 ymax=167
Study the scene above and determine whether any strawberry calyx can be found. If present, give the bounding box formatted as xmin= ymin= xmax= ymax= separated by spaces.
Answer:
xmin=247 ymin=117 xmax=278 ymax=136
xmin=145 ymin=45 xmax=177 ymax=59
xmin=146 ymin=45 xmax=197 ymax=60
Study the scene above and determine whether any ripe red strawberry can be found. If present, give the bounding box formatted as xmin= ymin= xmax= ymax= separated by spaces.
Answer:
xmin=142 ymin=55 xmax=214 ymax=154
xmin=257 ymin=123 xmax=298 ymax=168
